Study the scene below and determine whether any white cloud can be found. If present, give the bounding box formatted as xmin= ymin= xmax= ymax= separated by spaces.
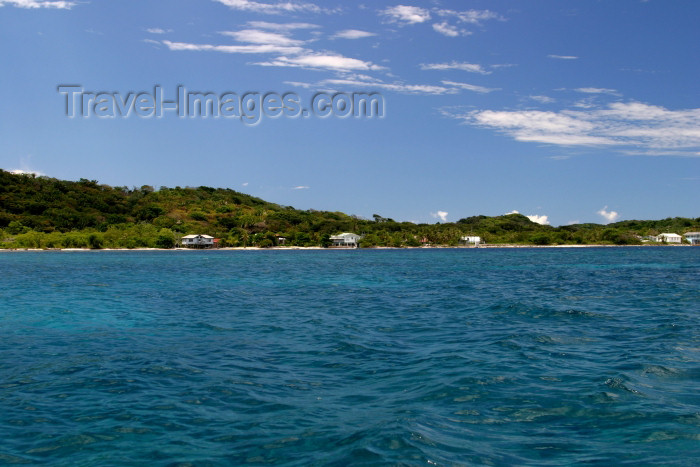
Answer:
xmin=7 ymin=156 xmax=43 ymax=177
xmin=621 ymin=150 xmax=700 ymax=158
xmin=382 ymin=5 xmax=431 ymax=24
xmin=8 ymin=168 xmax=44 ymax=176
xmin=292 ymin=185 xmax=309 ymax=190
xmin=220 ymin=29 xmax=305 ymax=46
xmin=213 ymin=0 xmax=324 ymax=15
xmin=246 ymin=21 xmax=319 ymax=31
xmin=575 ymin=87 xmax=618 ymax=95
xmin=286 ymin=75 xmax=503 ymax=96
xmin=0 ymin=0 xmax=74 ymax=8
xmin=428 ymin=9 xmax=501 ymax=36
xmin=332 ymin=29 xmax=376 ymax=40
xmin=435 ymin=8 xmax=502 ymax=24
xmin=255 ymin=53 xmax=384 ymax=72
xmin=319 ymin=78 xmax=457 ymax=95
xmin=432 ymin=22 xmax=461 ymax=37
xmin=421 ymin=61 xmax=490 ymax=74
xmin=527 ymin=214 xmax=550 ymax=225
xmin=431 ymin=211 xmax=448 ymax=222
xmin=162 ymin=40 xmax=303 ymax=55
xmin=146 ymin=28 xmax=171 ymax=34
xmin=507 ymin=210 xmax=549 ymax=225
xmin=441 ymin=80 xmax=499 ymax=94
xmin=573 ymin=98 xmax=597 ymax=109
xmin=242 ymin=182 xmax=249 ymax=186
xmin=548 ymin=54 xmax=578 ymax=60
xmin=444 ymin=102 xmax=700 ymax=153
xmin=529 ymin=95 xmax=555 ymax=104
xmin=166 ymin=25 xmax=381 ymax=73
xmin=283 ymin=80 xmax=313 ymax=88
xmin=597 ymin=206 xmax=619 ymax=223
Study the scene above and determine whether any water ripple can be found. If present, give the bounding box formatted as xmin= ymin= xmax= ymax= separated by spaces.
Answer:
xmin=1 ymin=248 xmax=699 ymax=465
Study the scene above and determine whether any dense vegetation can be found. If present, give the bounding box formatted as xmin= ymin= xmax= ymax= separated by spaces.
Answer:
xmin=1 ymin=170 xmax=698 ymax=249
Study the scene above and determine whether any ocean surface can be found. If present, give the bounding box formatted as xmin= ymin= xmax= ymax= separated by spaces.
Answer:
xmin=1 ymin=247 xmax=699 ymax=466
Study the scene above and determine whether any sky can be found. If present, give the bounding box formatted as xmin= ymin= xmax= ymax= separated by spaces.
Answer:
xmin=0 ymin=0 xmax=698 ymax=226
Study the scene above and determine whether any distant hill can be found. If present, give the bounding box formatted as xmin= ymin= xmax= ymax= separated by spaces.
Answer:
xmin=1 ymin=169 xmax=698 ymax=248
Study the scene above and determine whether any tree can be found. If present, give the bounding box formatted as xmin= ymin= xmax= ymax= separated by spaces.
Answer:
xmin=320 ymin=233 xmax=331 ymax=248
xmin=154 ymin=230 xmax=175 ymax=249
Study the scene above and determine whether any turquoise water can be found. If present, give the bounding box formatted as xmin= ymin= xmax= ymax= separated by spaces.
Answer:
xmin=1 ymin=248 xmax=699 ymax=465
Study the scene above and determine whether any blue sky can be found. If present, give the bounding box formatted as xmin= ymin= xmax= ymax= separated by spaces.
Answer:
xmin=1 ymin=0 xmax=698 ymax=226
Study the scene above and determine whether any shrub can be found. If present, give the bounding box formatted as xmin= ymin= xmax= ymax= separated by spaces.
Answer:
xmin=190 ymin=211 xmax=207 ymax=222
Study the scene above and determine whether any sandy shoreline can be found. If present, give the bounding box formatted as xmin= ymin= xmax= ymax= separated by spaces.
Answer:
xmin=0 ymin=244 xmax=692 ymax=252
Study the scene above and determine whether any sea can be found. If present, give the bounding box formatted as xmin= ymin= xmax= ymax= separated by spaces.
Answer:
xmin=1 ymin=247 xmax=699 ymax=466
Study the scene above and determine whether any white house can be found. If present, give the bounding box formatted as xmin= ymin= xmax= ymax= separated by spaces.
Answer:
xmin=460 ymin=236 xmax=481 ymax=245
xmin=329 ymin=232 xmax=361 ymax=248
xmin=181 ymin=234 xmax=215 ymax=248
xmin=657 ymin=233 xmax=682 ymax=244
xmin=684 ymin=232 xmax=700 ymax=245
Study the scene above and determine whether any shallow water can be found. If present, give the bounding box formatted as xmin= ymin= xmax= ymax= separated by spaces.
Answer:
xmin=1 ymin=248 xmax=699 ymax=465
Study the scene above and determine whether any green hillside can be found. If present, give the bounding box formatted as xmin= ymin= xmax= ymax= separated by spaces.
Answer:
xmin=1 ymin=170 xmax=698 ymax=248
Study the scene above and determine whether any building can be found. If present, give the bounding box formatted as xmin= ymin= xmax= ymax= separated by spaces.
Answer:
xmin=460 ymin=236 xmax=481 ymax=246
xmin=181 ymin=234 xmax=215 ymax=248
xmin=329 ymin=232 xmax=361 ymax=248
xmin=657 ymin=233 xmax=682 ymax=244
xmin=684 ymin=232 xmax=700 ymax=245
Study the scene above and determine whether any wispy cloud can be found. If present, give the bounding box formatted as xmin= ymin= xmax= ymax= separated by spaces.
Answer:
xmin=621 ymin=150 xmax=700 ymax=158
xmin=164 ymin=22 xmax=381 ymax=73
xmin=428 ymin=8 xmax=502 ymax=37
xmin=292 ymin=185 xmax=309 ymax=190
xmin=441 ymin=80 xmax=499 ymax=94
xmin=435 ymin=8 xmax=503 ymax=24
xmin=332 ymin=29 xmax=376 ymax=40
xmin=548 ymin=54 xmax=578 ymax=60
xmin=421 ymin=61 xmax=491 ymax=75
xmin=431 ymin=210 xmax=448 ymax=222
xmin=246 ymin=21 xmax=319 ymax=31
xmin=220 ymin=29 xmax=306 ymax=47
xmin=255 ymin=53 xmax=384 ymax=72
xmin=146 ymin=28 xmax=171 ymax=35
xmin=0 ymin=0 xmax=74 ymax=8
xmin=325 ymin=78 xmax=457 ymax=95
xmin=597 ymin=206 xmax=619 ymax=223
xmin=285 ymin=74 xmax=500 ymax=96
xmin=213 ymin=0 xmax=325 ymax=15
xmin=162 ymin=40 xmax=303 ymax=55
xmin=575 ymin=87 xmax=618 ymax=95
xmin=382 ymin=5 xmax=431 ymax=24
xmin=443 ymin=102 xmax=700 ymax=153
xmin=432 ymin=22 xmax=464 ymax=37
xmin=528 ymin=95 xmax=555 ymax=104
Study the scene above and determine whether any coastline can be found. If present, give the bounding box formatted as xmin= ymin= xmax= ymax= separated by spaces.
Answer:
xmin=0 ymin=244 xmax=693 ymax=252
